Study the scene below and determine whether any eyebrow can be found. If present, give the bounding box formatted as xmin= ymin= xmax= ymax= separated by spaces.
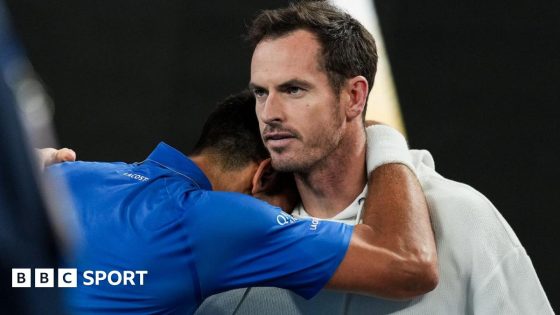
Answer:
xmin=248 ymin=79 xmax=313 ymax=91
xmin=248 ymin=82 xmax=263 ymax=91
xmin=278 ymin=79 xmax=313 ymax=90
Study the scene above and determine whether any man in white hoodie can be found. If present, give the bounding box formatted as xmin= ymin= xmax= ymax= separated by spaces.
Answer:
xmin=196 ymin=1 xmax=553 ymax=314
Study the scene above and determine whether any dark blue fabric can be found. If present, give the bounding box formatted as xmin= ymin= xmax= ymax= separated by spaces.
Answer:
xmin=49 ymin=142 xmax=353 ymax=314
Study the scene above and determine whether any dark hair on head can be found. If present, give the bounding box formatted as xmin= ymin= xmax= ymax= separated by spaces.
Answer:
xmin=191 ymin=90 xmax=269 ymax=170
xmin=247 ymin=1 xmax=378 ymax=117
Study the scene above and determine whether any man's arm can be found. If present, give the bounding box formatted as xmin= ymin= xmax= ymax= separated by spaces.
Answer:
xmin=327 ymin=164 xmax=437 ymax=299
xmin=327 ymin=125 xmax=438 ymax=299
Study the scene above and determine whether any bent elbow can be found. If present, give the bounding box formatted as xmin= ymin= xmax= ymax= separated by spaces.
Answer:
xmin=394 ymin=254 xmax=439 ymax=300
xmin=415 ymin=258 xmax=439 ymax=295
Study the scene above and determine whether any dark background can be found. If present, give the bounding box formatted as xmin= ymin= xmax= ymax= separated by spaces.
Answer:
xmin=5 ymin=0 xmax=558 ymax=311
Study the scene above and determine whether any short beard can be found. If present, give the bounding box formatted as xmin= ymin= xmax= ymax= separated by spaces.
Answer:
xmin=270 ymin=105 xmax=344 ymax=173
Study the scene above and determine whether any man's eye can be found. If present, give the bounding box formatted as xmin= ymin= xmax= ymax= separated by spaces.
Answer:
xmin=253 ymin=88 xmax=267 ymax=98
xmin=286 ymin=86 xmax=303 ymax=95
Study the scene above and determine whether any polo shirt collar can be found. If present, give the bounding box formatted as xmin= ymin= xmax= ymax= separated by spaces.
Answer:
xmin=146 ymin=142 xmax=212 ymax=190
xmin=293 ymin=185 xmax=367 ymax=225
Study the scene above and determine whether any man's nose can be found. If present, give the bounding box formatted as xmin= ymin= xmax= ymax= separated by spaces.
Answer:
xmin=260 ymin=92 xmax=285 ymax=124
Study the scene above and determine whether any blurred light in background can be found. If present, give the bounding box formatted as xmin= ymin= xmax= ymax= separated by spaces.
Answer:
xmin=331 ymin=0 xmax=406 ymax=136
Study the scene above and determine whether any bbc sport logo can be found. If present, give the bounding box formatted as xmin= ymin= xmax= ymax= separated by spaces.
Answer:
xmin=12 ymin=268 xmax=148 ymax=288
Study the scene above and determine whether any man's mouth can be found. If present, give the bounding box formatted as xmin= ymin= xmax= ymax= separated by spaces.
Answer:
xmin=263 ymin=132 xmax=295 ymax=141
xmin=263 ymin=132 xmax=297 ymax=149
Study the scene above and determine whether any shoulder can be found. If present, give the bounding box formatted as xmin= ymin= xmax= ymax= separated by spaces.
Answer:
xmin=47 ymin=160 xmax=128 ymax=177
xmin=190 ymin=190 xmax=277 ymax=212
xmin=410 ymin=150 xmax=496 ymax=212
xmin=410 ymin=149 xmax=503 ymax=220
xmin=182 ymin=190 xmax=285 ymax=230
xmin=410 ymin=149 xmax=522 ymax=249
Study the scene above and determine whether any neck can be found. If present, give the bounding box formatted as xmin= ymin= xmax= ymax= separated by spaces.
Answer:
xmin=189 ymin=154 xmax=220 ymax=189
xmin=295 ymin=123 xmax=367 ymax=218
xmin=190 ymin=152 xmax=257 ymax=194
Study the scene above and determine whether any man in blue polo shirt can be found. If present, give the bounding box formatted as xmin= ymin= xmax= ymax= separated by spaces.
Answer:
xmin=47 ymin=91 xmax=437 ymax=314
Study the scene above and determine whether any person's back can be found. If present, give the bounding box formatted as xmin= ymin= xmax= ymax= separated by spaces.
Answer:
xmin=51 ymin=150 xmax=207 ymax=314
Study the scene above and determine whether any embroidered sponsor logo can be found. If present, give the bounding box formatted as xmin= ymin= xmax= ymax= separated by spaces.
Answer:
xmin=123 ymin=172 xmax=149 ymax=181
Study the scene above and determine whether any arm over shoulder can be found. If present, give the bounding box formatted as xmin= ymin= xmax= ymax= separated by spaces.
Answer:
xmin=184 ymin=191 xmax=353 ymax=299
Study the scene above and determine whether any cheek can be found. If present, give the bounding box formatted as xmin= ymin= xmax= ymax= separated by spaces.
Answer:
xmin=308 ymin=105 xmax=337 ymax=128
xmin=255 ymin=109 xmax=263 ymax=125
xmin=255 ymin=108 xmax=265 ymax=127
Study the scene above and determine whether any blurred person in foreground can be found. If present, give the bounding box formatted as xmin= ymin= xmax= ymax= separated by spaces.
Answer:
xmin=1 ymin=1 xmax=78 ymax=313
xmin=196 ymin=1 xmax=553 ymax=314
xmin=46 ymin=90 xmax=437 ymax=314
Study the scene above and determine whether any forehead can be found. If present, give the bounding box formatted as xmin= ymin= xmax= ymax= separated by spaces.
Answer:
xmin=250 ymin=29 xmax=328 ymax=85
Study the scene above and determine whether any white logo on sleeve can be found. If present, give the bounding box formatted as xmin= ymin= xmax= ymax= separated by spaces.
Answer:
xmin=276 ymin=213 xmax=320 ymax=231
xmin=276 ymin=213 xmax=297 ymax=226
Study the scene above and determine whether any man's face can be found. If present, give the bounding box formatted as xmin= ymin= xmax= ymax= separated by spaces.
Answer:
xmin=250 ymin=30 xmax=345 ymax=173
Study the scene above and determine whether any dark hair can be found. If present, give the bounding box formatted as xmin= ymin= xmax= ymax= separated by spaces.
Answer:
xmin=191 ymin=90 xmax=269 ymax=170
xmin=247 ymin=1 xmax=378 ymax=116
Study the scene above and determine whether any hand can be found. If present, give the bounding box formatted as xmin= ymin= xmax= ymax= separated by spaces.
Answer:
xmin=36 ymin=147 xmax=76 ymax=170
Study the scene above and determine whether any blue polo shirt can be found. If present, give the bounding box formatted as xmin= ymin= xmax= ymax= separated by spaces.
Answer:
xmin=48 ymin=142 xmax=353 ymax=314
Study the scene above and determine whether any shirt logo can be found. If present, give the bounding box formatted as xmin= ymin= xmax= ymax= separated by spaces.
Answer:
xmin=276 ymin=213 xmax=297 ymax=226
xmin=310 ymin=217 xmax=320 ymax=231
xmin=123 ymin=172 xmax=149 ymax=182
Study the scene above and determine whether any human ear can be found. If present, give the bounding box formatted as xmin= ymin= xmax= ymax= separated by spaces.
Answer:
xmin=344 ymin=76 xmax=368 ymax=120
xmin=251 ymin=158 xmax=278 ymax=195
xmin=251 ymin=159 xmax=300 ymax=213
